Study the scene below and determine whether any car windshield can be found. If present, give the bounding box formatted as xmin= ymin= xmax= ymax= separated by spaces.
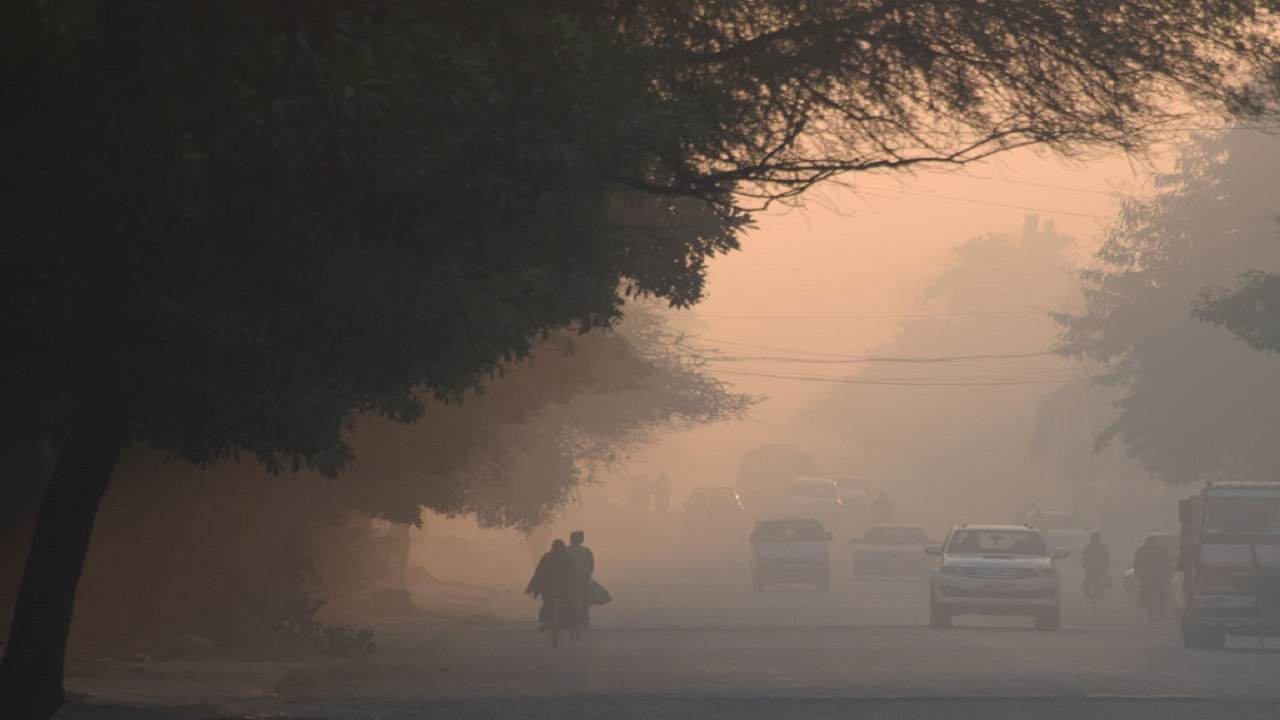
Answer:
xmin=788 ymin=482 xmax=836 ymax=498
xmin=755 ymin=519 xmax=826 ymax=542
xmin=947 ymin=530 xmax=1048 ymax=556
xmin=863 ymin=526 xmax=928 ymax=544
xmin=1204 ymin=496 xmax=1280 ymax=533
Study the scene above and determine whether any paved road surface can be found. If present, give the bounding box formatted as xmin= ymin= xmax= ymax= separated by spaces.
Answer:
xmin=65 ymin=561 xmax=1280 ymax=720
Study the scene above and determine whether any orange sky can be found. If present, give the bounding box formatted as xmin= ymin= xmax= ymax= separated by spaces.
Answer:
xmin=627 ymin=141 xmax=1185 ymax=494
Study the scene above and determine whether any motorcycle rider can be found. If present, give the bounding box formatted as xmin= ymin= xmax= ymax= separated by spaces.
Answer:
xmin=1080 ymin=531 xmax=1111 ymax=602
xmin=1132 ymin=534 xmax=1173 ymax=622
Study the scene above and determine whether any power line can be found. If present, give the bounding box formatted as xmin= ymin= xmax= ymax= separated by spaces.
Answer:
xmin=690 ymin=311 xmax=1046 ymax=320
xmin=689 ymin=335 xmax=880 ymax=358
xmin=706 ymin=352 xmax=1061 ymax=365
xmin=712 ymin=367 xmax=1080 ymax=382
xmin=689 ymin=336 xmax=1056 ymax=363
xmin=710 ymin=368 xmax=1078 ymax=387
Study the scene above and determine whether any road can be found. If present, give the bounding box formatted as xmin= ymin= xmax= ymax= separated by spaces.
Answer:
xmin=65 ymin=554 xmax=1280 ymax=720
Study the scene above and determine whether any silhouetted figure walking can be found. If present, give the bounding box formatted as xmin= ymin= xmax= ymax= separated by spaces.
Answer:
xmin=526 ymin=539 xmax=574 ymax=635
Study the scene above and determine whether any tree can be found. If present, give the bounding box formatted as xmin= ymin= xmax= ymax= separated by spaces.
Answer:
xmin=1197 ymin=272 xmax=1280 ymax=352
xmin=5 ymin=1 xmax=1279 ymax=716
xmin=0 ymin=309 xmax=748 ymax=656
xmin=1055 ymin=129 xmax=1280 ymax=486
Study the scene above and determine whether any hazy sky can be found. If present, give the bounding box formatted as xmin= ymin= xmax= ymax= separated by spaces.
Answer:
xmin=636 ymin=143 xmax=1182 ymax=494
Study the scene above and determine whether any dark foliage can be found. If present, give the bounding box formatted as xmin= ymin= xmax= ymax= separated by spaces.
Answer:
xmin=4 ymin=1 xmax=1280 ymax=716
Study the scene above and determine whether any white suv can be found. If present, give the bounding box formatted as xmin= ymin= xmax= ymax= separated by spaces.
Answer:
xmin=926 ymin=525 xmax=1066 ymax=630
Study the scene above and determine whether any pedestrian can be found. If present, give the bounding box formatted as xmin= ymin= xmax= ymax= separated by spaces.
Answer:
xmin=525 ymin=539 xmax=574 ymax=632
xmin=565 ymin=530 xmax=595 ymax=630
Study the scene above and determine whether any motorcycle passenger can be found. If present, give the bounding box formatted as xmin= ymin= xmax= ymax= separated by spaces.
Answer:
xmin=1081 ymin=531 xmax=1111 ymax=602
xmin=1132 ymin=534 xmax=1173 ymax=622
xmin=526 ymin=539 xmax=574 ymax=632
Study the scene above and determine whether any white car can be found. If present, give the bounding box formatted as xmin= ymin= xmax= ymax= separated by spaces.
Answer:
xmin=750 ymin=517 xmax=832 ymax=592
xmin=853 ymin=524 xmax=934 ymax=579
xmin=927 ymin=525 xmax=1067 ymax=630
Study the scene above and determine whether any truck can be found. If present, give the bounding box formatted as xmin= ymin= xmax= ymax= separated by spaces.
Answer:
xmin=1178 ymin=481 xmax=1280 ymax=649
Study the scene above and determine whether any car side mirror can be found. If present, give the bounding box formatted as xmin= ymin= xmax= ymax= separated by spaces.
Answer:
xmin=1053 ymin=548 xmax=1069 ymax=559
xmin=825 ymin=531 xmax=833 ymax=541
xmin=924 ymin=545 xmax=943 ymax=557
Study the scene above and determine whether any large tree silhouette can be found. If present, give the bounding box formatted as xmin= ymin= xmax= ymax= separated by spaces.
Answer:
xmin=4 ymin=1 xmax=1279 ymax=716
xmin=1056 ymin=129 xmax=1280 ymax=486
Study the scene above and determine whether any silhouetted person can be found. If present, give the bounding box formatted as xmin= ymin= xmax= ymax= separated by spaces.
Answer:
xmin=1081 ymin=531 xmax=1111 ymax=600
xmin=870 ymin=490 xmax=895 ymax=524
xmin=566 ymin=530 xmax=595 ymax=629
xmin=1133 ymin=535 xmax=1173 ymax=621
xmin=653 ymin=473 xmax=672 ymax=513
xmin=526 ymin=539 xmax=574 ymax=631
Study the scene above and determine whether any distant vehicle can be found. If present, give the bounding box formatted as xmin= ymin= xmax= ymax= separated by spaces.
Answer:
xmin=1179 ymin=482 xmax=1280 ymax=650
xmin=1122 ymin=532 xmax=1181 ymax=607
xmin=927 ymin=524 xmax=1067 ymax=630
xmin=834 ymin=478 xmax=871 ymax=535
xmin=852 ymin=524 xmax=933 ymax=580
xmin=1023 ymin=510 xmax=1090 ymax=554
xmin=735 ymin=444 xmax=818 ymax=511
xmin=783 ymin=476 xmax=844 ymax=531
xmin=683 ymin=486 xmax=747 ymax=521
xmin=749 ymin=517 xmax=832 ymax=593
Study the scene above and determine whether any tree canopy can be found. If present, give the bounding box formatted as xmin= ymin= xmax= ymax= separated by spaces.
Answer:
xmin=6 ymin=0 xmax=1278 ymax=479
xmin=1056 ymin=129 xmax=1280 ymax=486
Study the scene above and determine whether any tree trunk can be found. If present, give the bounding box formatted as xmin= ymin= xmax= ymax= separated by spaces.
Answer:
xmin=0 ymin=316 xmax=127 ymax=720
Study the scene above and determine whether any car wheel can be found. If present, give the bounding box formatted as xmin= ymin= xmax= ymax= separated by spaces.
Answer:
xmin=1034 ymin=607 xmax=1061 ymax=630
xmin=928 ymin=595 xmax=951 ymax=628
